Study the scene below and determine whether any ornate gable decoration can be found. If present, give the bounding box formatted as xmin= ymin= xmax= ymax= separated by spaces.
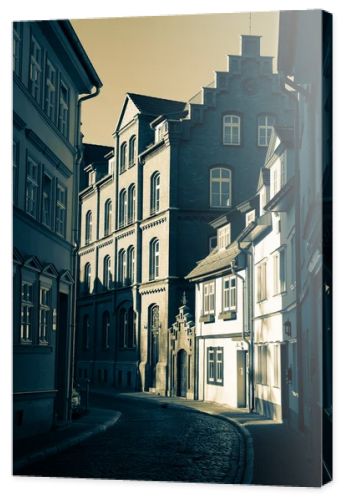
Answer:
xmin=59 ymin=269 xmax=75 ymax=285
xmin=42 ymin=263 xmax=59 ymax=278
xmin=13 ymin=247 xmax=23 ymax=265
xmin=23 ymin=255 xmax=42 ymax=272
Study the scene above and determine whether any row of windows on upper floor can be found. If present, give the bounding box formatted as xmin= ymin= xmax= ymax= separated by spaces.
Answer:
xmin=13 ymin=24 xmax=70 ymax=140
xmin=222 ymin=114 xmax=275 ymax=147
xmin=119 ymin=136 xmax=137 ymax=173
xmin=13 ymin=142 xmax=67 ymax=238
xmin=82 ymin=238 xmax=160 ymax=293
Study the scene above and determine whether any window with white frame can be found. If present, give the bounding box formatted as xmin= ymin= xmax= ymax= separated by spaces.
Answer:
xmin=29 ymin=35 xmax=42 ymax=103
xmin=119 ymin=189 xmax=127 ymax=227
xmin=42 ymin=173 xmax=52 ymax=228
xmin=210 ymin=167 xmax=232 ymax=208
xmin=128 ymin=184 xmax=136 ymax=223
xmin=256 ymin=261 xmax=267 ymax=302
xmin=155 ymin=121 xmax=168 ymax=143
xmin=223 ymin=276 xmax=237 ymax=311
xmin=127 ymin=246 xmax=135 ymax=284
xmin=56 ymin=184 xmax=66 ymax=237
xmin=273 ymin=344 xmax=280 ymax=388
xmin=120 ymin=142 xmax=127 ymax=173
xmin=84 ymin=263 xmax=91 ymax=293
xmin=44 ymin=59 xmax=56 ymax=121
xmin=256 ymin=344 xmax=268 ymax=385
xmin=20 ymin=282 xmax=34 ymax=343
xmin=245 ymin=210 xmax=256 ymax=226
xmin=25 ymin=156 xmax=39 ymax=219
xmin=13 ymin=22 xmax=22 ymax=77
xmin=217 ymin=224 xmax=230 ymax=249
xmin=207 ymin=346 xmax=224 ymax=385
xmin=129 ymin=135 xmax=136 ymax=166
xmin=273 ymin=249 xmax=287 ymax=295
xmin=257 ymin=115 xmax=275 ymax=147
xmin=223 ymin=114 xmax=241 ymax=145
xmin=118 ymin=249 xmax=126 ymax=285
xmin=103 ymin=255 xmax=112 ymax=289
xmin=39 ymin=287 xmax=51 ymax=344
xmin=104 ymin=199 xmax=112 ymax=236
xmin=58 ymin=80 xmax=69 ymax=137
xmin=150 ymin=172 xmax=160 ymax=214
xmin=149 ymin=238 xmax=159 ymax=280
xmin=203 ymin=281 xmax=215 ymax=315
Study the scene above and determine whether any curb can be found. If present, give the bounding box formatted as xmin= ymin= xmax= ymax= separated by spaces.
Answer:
xmin=13 ymin=411 xmax=121 ymax=474
xmin=92 ymin=390 xmax=254 ymax=484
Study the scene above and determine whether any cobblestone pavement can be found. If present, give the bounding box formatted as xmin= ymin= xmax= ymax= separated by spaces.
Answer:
xmin=19 ymin=393 xmax=245 ymax=484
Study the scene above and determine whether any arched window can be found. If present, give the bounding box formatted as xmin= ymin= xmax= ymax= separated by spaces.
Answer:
xmin=149 ymin=238 xmax=160 ymax=280
xmin=102 ymin=311 xmax=110 ymax=349
xmin=128 ymin=184 xmax=136 ymax=223
xmin=210 ymin=167 xmax=232 ymax=208
xmin=150 ymin=172 xmax=160 ymax=214
xmin=104 ymin=199 xmax=112 ymax=236
xmin=127 ymin=307 xmax=136 ymax=348
xmin=85 ymin=210 xmax=92 ymax=244
xmin=223 ymin=114 xmax=241 ymax=145
xmin=119 ymin=189 xmax=127 ymax=228
xmin=119 ymin=307 xmax=128 ymax=348
xmin=84 ymin=262 xmax=91 ymax=293
xmin=120 ymin=142 xmax=127 ymax=172
xmin=103 ymin=255 xmax=111 ymax=289
xmin=127 ymin=246 xmax=135 ymax=285
xmin=258 ymin=114 xmax=275 ymax=146
xmin=148 ymin=304 xmax=160 ymax=386
xmin=129 ymin=135 xmax=136 ymax=166
xmin=82 ymin=315 xmax=90 ymax=350
xmin=118 ymin=249 xmax=126 ymax=285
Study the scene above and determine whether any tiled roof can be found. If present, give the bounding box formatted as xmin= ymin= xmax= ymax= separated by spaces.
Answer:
xmin=127 ymin=93 xmax=186 ymax=116
xmin=186 ymin=241 xmax=240 ymax=280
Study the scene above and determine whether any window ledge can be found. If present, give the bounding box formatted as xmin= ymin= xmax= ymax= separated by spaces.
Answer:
xmin=199 ymin=314 xmax=215 ymax=324
xmin=218 ymin=310 xmax=237 ymax=321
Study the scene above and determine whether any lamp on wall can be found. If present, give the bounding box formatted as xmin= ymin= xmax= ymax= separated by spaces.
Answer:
xmin=284 ymin=320 xmax=292 ymax=337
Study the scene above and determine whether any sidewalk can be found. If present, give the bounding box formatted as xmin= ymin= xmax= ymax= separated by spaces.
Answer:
xmin=13 ymin=407 xmax=121 ymax=474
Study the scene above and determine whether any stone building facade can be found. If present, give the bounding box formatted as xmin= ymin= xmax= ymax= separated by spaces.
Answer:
xmin=13 ymin=20 xmax=101 ymax=439
xmin=76 ymin=35 xmax=294 ymax=396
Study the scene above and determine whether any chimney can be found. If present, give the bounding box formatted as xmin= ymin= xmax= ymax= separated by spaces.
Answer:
xmin=241 ymin=35 xmax=261 ymax=57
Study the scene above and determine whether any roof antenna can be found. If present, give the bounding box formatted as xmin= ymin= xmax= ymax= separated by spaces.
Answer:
xmin=249 ymin=12 xmax=252 ymax=35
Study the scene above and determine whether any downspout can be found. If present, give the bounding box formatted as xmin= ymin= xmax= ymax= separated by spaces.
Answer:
xmin=69 ymin=85 xmax=101 ymax=420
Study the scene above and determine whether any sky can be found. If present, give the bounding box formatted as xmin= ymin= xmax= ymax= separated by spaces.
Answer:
xmin=72 ymin=11 xmax=279 ymax=147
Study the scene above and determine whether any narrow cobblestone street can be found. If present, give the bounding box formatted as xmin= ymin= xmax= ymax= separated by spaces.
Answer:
xmin=18 ymin=393 xmax=245 ymax=483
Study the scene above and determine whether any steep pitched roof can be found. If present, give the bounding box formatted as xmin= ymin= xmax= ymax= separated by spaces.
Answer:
xmin=273 ymin=125 xmax=294 ymax=147
xmin=186 ymin=241 xmax=240 ymax=280
xmin=127 ymin=93 xmax=186 ymax=117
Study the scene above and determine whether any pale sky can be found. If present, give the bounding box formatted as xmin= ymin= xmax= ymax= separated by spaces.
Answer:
xmin=72 ymin=12 xmax=279 ymax=147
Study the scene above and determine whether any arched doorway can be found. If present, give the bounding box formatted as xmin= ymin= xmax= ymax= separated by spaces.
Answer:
xmin=148 ymin=304 xmax=159 ymax=388
xmin=177 ymin=349 xmax=188 ymax=397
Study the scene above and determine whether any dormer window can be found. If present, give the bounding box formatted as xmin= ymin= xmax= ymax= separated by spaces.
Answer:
xmin=217 ymin=224 xmax=230 ymax=250
xmin=245 ymin=210 xmax=256 ymax=227
xmin=270 ymin=152 xmax=287 ymax=199
xmin=88 ymin=170 xmax=96 ymax=185
xmin=155 ymin=121 xmax=168 ymax=143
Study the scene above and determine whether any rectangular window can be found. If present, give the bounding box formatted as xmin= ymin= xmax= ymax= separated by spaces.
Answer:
xmin=13 ymin=22 xmax=22 ymax=77
xmin=258 ymin=115 xmax=275 ymax=147
xmin=25 ymin=156 xmax=39 ymax=219
xmin=209 ymin=236 xmax=217 ymax=252
xmin=223 ymin=276 xmax=236 ymax=311
xmin=256 ymin=261 xmax=267 ymax=302
xmin=279 ymin=248 xmax=286 ymax=293
xmin=273 ymin=344 xmax=280 ymax=388
xmin=207 ymin=347 xmax=224 ymax=385
xmin=256 ymin=345 xmax=268 ymax=385
xmin=42 ymin=173 xmax=52 ymax=228
xmin=58 ymin=80 xmax=69 ymax=137
xmin=155 ymin=121 xmax=168 ymax=143
xmin=13 ymin=141 xmax=19 ymax=206
xmin=217 ymin=224 xmax=230 ymax=249
xmin=29 ymin=35 xmax=42 ymax=103
xmin=56 ymin=183 xmax=66 ymax=237
xmin=45 ymin=59 xmax=57 ymax=122
xmin=291 ymin=235 xmax=296 ymax=286
xmin=273 ymin=253 xmax=279 ymax=295
xmin=245 ymin=210 xmax=255 ymax=226
xmin=223 ymin=115 xmax=240 ymax=145
xmin=203 ymin=282 xmax=215 ymax=315
xmin=39 ymin=287 xmax=51 ymax=344
xmin=21 ymin=282 xmax=34 ymax=343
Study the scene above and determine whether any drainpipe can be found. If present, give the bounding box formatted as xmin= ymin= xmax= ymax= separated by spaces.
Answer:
xmin=233 ymin=242 xmax=255 ymax=413
xmin=69 ymin=85 xmax=101 ymax=420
